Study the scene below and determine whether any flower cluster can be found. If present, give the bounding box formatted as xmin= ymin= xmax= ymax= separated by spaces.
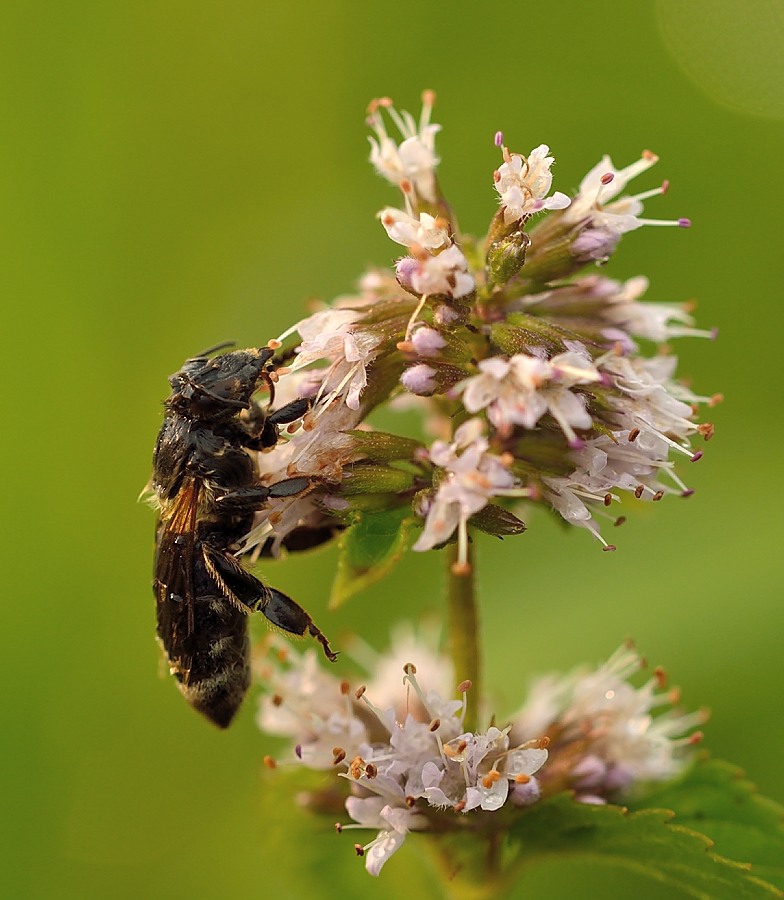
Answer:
xmin=237 ymin=91 xmax=716 ymax=565
xmin=257 ymin=632 xmax=703 ymax=875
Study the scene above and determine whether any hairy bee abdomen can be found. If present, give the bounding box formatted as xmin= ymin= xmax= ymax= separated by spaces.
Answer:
xmin=160 ymin=592 xmax=251 ymax=729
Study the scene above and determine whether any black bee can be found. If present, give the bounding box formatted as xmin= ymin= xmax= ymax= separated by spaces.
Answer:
xmin=151 ymin=345 xmax=337 ymax=728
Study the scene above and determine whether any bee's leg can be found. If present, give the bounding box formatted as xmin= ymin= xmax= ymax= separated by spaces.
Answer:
xmin=213 ymin=477 xmax=309 ymax=511
xmin=267 ymin=397 xmax=311 ymax=426
xmin=257 ymin=586 xmax=339 ymax=663
xmin=202 ymin=545 xmax=338 ymax=663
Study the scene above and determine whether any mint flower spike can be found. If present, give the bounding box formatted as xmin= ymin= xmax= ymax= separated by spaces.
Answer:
xmin=257 ymin=631 xmax=706 ymax=878
xmin=510 ymin=643 xmax=708 ymax=802
xmin=257 ymin=632 xmax=549 ymax=877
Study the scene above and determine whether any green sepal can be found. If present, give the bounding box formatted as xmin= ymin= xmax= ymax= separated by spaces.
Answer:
xmin=490 ymin=313 xmax=585 ymax=357
xmin=339 ymin=463 xmax=416 ymax=496
xmin=503 ymin=792 xmax=783 ymax=898
xmin=486 ymin=230 xmax=530 ymax=289
xmin=329 ymin=506 xmax=415 ymax=608
xmin=468 ymin=503 xmax=526 ymax=537
xmin=346 ymin=430 xmax=425 ymax=463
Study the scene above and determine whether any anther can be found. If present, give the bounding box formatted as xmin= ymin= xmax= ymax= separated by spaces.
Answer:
xmin=365 ymin=763 xmax=378 ymax=779
xmin=709 ymin=393 xmax=724 ymax=407
xmin=603 ymin=493 xmax=612 ymax=507
xmin=482 ymin=771 xmax=502 ymax=789
xmin=396 ymin=340 xmax=415 ymax=353
xmin=668 ymin=686 xmax=682 ymax=704
xmin=538 ymin=736 xmax=551 ymax=749
xmin=400 ymin=178 xmax=414 ymax=195
xmin=614 ymin=516 xmax=627 ymax=527
xmin=698 ymin=423 xmax=714 ymax=441
xmin=628 ymin=427 xmax=640 ymax=442
xmin=515 ymin=773 xmax=531 ymax=784
xmin=451 ymin=561 xmax=473 ymax=577
xmin=660 ymin=179 xmax=670 ymax=195
xmin=678 ymin=218 xmax=692 ymax=228
xmin=688 ymin=731 xmax=704 ymax=746
xmin=634 ymin=485 xmax=645 ymax=499
xmin=602 ymin=544 xmax=617 ymax=552
xmin=267 ymin=339 xmax=282 ymax=350
xmin=333 ymin=747 xmax=347 ymax=766
xmin=454 ymin=800 xmax=466 ymax=813
xmin=354 ymin=844 xmax=365 ymax=858
xmin=354 ymin=685 xmax=367 ymax=700
xmin=494 ymin=131 xmax=504 ymax=147
xmin=653 ymin=490 xmax=664 ymax=501
xmin=263 ymin=755 xmax=277 ymax=769
xmin=340 ymin=680 xmax=350 ymax=695
xmin=681 ymin=489 xmax=695 ymax=498
xmin=272 ymin=694 xmax=283 ymax=707
xmin=295 ymin=744 xmax=303 ymax=759
xmin=405 ymin=795 xmax=416 ymax=808
xmin=691 ymin=450 xmax=703 ymax=462
xmin=267 ymin=370 xmax=279 ymax=383
xmin=654 ymin=666 xmax=668 ymax=689
xmin=285 ymin=422 xmax=298 ymax=434
xmin=600 ymin=172 xmax=614 ymax=185
xmin=429 ymin=718 xmax=441 ymax=732
xmin=457 ymin=680 xmax=472 ymax=693
xmin=403 ymin=663 xmax=417 ymax=675
xmin=334 ymin=823 xmax=343 ymax=834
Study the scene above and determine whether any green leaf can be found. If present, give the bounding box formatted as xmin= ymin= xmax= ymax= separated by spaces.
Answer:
xmin=630 ymin=757 xmax=784 ymax=891
xmin=329 ymin=506 xmax=414 ymax=608
xmin=507 ymin=793 xmax=782 ymax=899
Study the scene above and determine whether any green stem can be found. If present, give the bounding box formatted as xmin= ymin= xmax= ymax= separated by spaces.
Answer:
xmin=445 ymin=540 xmax=480 ymax=732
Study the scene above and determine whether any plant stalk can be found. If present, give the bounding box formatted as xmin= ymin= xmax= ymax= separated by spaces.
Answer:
xmin=445 ymin=539 xmax=480 ymax=731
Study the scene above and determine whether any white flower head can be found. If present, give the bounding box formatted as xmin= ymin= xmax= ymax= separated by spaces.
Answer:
xmin=494 ymin=143 xmax=570 ymax=226
xmin=368 ymin=91 xmax=441 ymax=204
xmin=511 ymin=644 xmax=707 ymax=801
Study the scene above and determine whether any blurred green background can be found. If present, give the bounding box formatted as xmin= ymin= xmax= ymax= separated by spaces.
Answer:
xmin=3 ymin=1 xmax=782 ymax=897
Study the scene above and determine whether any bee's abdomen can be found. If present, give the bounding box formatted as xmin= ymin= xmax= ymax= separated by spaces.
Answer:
xmin=164 ymin=595 xmax=250 ymax=728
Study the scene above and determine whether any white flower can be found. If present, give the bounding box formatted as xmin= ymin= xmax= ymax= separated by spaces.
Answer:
xmin=367 ymin=92 xmax=440 ymax=204
xmin=347 ymin=798 xmax=426 ymax=876
xmin=413 ymin=419 xmax=518 ymax=553
xmin=396 ymin=244 xmax=475 ymax=299
xmin=379 ymin=208 xmax=450 ymax=251
xmin=290 ymin=309 xmax=381 ymax=411
xmin=494 ymin=144 xmax=570 ymax=226
xmin=457 ymin=351 xmax=601 ymax=445
xmin=565 ymin=151 xmax=690 ymax=235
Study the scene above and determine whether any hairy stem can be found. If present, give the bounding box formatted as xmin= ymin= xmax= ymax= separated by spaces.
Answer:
xmin=446 ymin=539 xmax=480 ymax=731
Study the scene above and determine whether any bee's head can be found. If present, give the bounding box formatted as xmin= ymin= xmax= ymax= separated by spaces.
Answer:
xmin=167 ymin=347 xmax=275 ymax=419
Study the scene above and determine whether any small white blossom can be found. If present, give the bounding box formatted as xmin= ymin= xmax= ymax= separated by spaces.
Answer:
xmin=494 ymin=144 xmax=570 ymax=226
xmin=379 ymin=208 xmax=450 ymax=251
xmin=290 ymin=309 xmax=381 ymax=411
xmin=457 ymin=351 xmax=601 ymax=445
xmin=367 ymin=92 xmax=440 ymax=204
xmin=565 ymin=151 xmax=690 ymax=235
xmin=396 ymin=244 xmax=475 ymax=299
xmin=413 ymin=419 xmax=518 ymax=552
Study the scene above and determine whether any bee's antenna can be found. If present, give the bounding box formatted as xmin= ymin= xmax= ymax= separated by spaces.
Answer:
xmin=188 ymin=341 xmax=236 ymax=360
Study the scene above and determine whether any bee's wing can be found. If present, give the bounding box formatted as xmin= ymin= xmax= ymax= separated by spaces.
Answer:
xmin=154 ymin=479 xmax=201 ymax=673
